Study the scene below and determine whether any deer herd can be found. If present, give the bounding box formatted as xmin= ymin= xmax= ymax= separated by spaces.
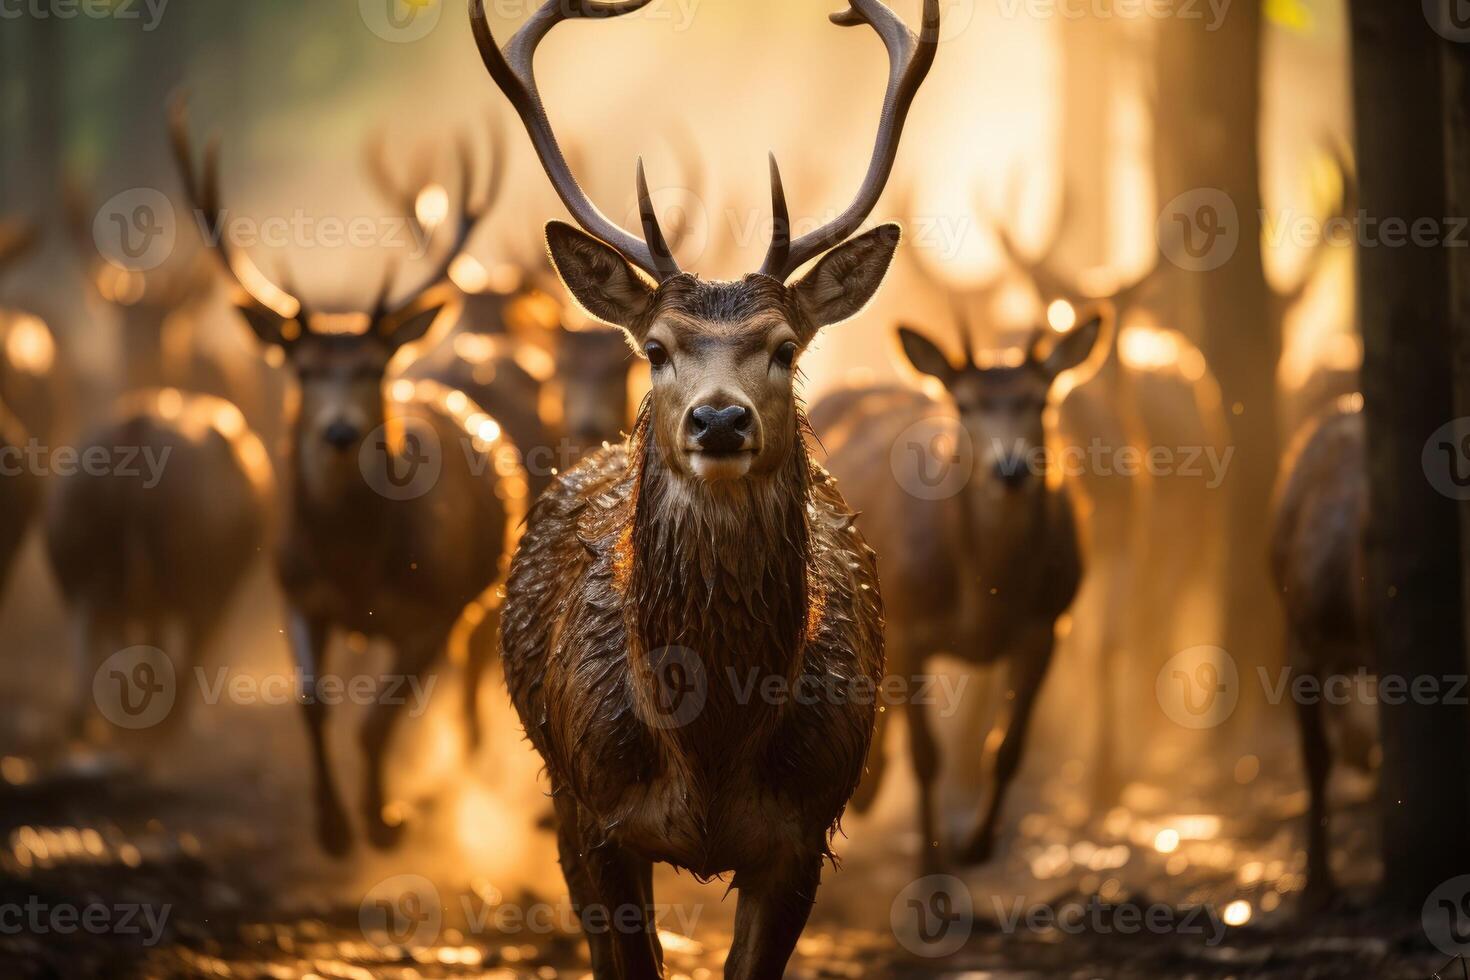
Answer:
xmin=0 ymin=0 xmax=1377 ymax=974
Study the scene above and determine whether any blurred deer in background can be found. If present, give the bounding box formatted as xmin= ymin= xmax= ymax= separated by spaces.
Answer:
xmin=812 ymin=303 xmax=1104 ymax=869
xmin=474 ymin=0 xmax=936 ymax=973
xmin=61 ymin=179 xmax=267 ymax=426
xmin=366 ymin=123 xmax=563 ymax=500
xmin=0 ymin=219 xmax=44 ymax=600
xmin=44 ymin=190 xmax=274 ymax=744
xmin=984 ymin=176 xmax=1232 ymax=806
xmin=1269 ymin=394 xmax=1367 ymax=906
xmin=172 ymin=102 xmax=526 ymax=853
xmin=0 ymin=217 xmax=65 ymax=447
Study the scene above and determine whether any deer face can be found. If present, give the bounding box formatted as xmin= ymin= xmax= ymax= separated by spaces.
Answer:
xmin=899 ymin=316 xmax=1102 ymax=494
xmin=556 ymin=326 xmax=633 ymax=451
xmin=547 ymin=222 xmax=900 ymax=483
xmin=233 ymin=300 xmax=442 ymax=497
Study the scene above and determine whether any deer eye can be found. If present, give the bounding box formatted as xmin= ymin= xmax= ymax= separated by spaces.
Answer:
xmin=773 ymin=341 xmax=798 ymax=370
xmin=644 ymin=341 xmax=669 ymax=369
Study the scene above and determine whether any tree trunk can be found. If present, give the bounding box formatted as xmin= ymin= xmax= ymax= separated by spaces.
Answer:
xmin=1153 ymin=0 xmax=1279 ymax=716
xmin=1351 ymin=0 xmax=1470 ymax=910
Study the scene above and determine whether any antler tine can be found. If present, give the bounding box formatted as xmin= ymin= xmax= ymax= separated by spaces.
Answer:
xmin=765 ymin=154 xmax=792 ymax=279
xmin=760 ymin=0 xmax=940 ymax=280
xmin=371 ymin=257 xmax=400 ymax=321
xmin=364 ymin=129 xmax=421 ymax=233
xmin=985 ymin=169 xmax=1084 ymax=303
xmin=168 ymin=98 xmax=300 ymax=320
xmin=384 ymin=124 xmax=501 ymax=316
xmin=949 ymin=294 xmax=977 ymax=367
xmin=469 ymin=0 xmax=679 ymax=282
xmin=636 ymin=158 xmax=680 ymax=281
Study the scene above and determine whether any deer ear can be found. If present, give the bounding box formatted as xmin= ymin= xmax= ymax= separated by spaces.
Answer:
xmin=545 ymin=221 xmax=655 ymax=334
xmin=897 ymin=325 xmax=956 ymax=385
xmin=1037 ymin=313 xmax=1104 ymax=380
xmin=234 ymin=304 xmax=295 ymax=349
xmin=382 ymin=304 xmax=445 ymax=351
xmin=790 ymin=223 xmax=901 ymax=331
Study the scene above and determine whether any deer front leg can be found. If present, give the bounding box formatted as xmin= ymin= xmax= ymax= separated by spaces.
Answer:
xmin=288 ymin=609 xmax=351 ymax=856
xmin=725 ymin=851 xmax=824 ymax=980
xmin=580 ymin=839 xmax=663 ymax=980
xmin=551 ymin=791 xmax=620 ymax=978
xmin=360 ymin=626 xmax=447 ymax=849
xmin=959 ymin=626 xmax=1055 ymax=866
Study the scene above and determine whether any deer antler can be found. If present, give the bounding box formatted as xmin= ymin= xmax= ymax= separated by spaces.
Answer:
xmin=365 ymin=115 xmax=507 ymax=275
xmin=471 ymin=0 xmax=938 ymax=283
xmin=174 ymin=97 xmax=502 ymax=333
xmin=760 ymin=0 xmax=940 ymax=281
xmin=469 ymin=0 xmax=682 ymax=282
xmin=169 ymin=98 xmax=305 ymax=322
xmin=892 ymin=185 xmax=1005 ymax=367
xmin=386 ymin=123 xmax=506 ymax=309
xmin=984 ymin=167 xmax=1161 ymax=322
xmin=984 ymin=167 xmax=1082 ymax=302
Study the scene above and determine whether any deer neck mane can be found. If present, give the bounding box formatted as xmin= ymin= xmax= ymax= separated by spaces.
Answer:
xmin=624 ymin=406 xmax=814 ymax=688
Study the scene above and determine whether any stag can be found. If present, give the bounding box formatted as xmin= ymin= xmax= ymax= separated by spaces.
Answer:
xmin=170 ymin=102 xmax=526 ymax=852
xmin=812 ymin=302 xmax=1104 ymax=868
xmin=1268 ymin=395 xmax=1367 ymax=906
xmin=61 ymin=179 xmax=268 ymax=422
xmin=473 ymin=0 xmax=936 ymax=974
xmin=44 ymin=199 xmax=274 ymax=743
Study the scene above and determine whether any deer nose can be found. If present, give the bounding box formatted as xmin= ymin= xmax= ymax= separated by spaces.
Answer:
xmin=689 ymin=404 xmax=752 ymax=454
xmin=992 ymin=454 xmax=1031 ymax=490
xmin=323 ymin=420 xmax=361 ymax=451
